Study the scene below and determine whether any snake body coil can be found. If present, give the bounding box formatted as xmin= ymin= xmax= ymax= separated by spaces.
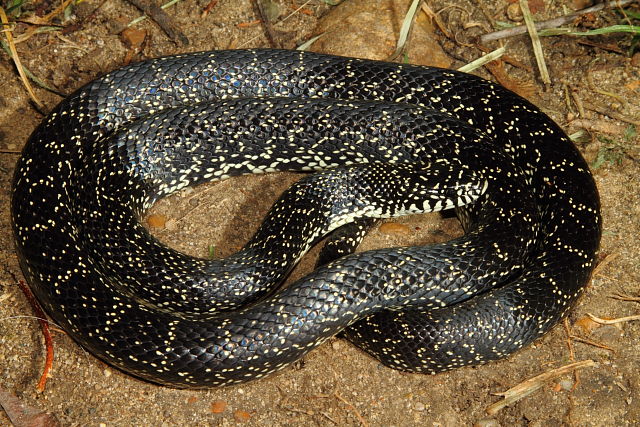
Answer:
xmin=11 ymin=49 xmax=601 ymax=387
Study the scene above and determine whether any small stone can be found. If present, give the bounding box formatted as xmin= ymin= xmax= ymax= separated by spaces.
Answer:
xmin=103 ymin=368 xmax=111 ymax=377
xmin=414 ymin=402 xmax=425 ymax=411
xmin=210 ymin=400 xmax=226 ymax=413
xmin=233 ymin=409 xmax=251 ymax=422
xmin=574 ymin=315 xmax=601 ymax=334
xmin=147 ymin=214 xmax=167 ymax=228
xmin=631 ymin=52 xmax=640 ymax=68
xmin=474 ymin=417 xmax=500 ymax=427
xmin=379 ymin=222 xmax=411 ymax=235
xmin=506 ymin=3 xmax=523 ymax=21
xmin=558 ymin=378 xmax=574 ymax=391
xmin=591 ymin=324 xmax=623 ymax=344
xmin=120 ymin=27 xmax=146 ymax=49
xmin=572 ymin=0 xmax=593 ymax=10
xmin=165 ymin=218 xmax=178 ymax=231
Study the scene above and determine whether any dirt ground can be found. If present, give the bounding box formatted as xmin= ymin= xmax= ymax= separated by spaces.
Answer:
xmin=1 ymin=0 xmax=639 ymax=426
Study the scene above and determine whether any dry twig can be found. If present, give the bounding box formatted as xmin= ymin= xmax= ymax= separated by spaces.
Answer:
xmin=610 ymin=293 xmax=640 ymax=303
xmin=481 ymin=0 xmax=636 ymax=43
xmin=126 ymin=0 xmax=188 ymax=45
xmin=251 ymin=0 xmax=279 ymax=48
xmin=584 ymin=101 xmax=640 ymax=128
xmin=16 ymin=280 xmax=54 ymax=392
xmin=569 ymin=335 xmax=616 ymax=352
xmin=334 ymin=392 xmax=369 ymax=427
xmin=592 ymin=252 xmax=620 ymax=277
xmin=486 ymin=360 xmax=597 ymax=415
xmin=563 ymin=318 xmax=575 ymax=361
xmin=569 ymin=118 xmax=629 ymax=135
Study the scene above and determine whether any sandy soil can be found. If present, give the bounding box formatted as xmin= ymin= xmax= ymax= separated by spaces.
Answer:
xmin=1 ymin=0 xmax=639 ymax=425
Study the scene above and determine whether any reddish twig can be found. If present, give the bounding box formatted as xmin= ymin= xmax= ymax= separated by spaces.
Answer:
xmin=17 ymin=280 xmax=54 ymax=392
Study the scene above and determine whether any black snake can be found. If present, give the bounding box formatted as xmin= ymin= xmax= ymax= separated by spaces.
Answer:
xmin=11 ymin=49 xmax=601 ymax=387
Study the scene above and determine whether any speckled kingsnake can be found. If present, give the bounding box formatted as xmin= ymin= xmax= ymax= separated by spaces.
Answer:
xmin=11 ymin=49 xmax=601 ymax=387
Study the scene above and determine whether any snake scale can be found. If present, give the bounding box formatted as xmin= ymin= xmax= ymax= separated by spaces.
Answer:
xmin=11 ymin=49 xmax=601 ymax=387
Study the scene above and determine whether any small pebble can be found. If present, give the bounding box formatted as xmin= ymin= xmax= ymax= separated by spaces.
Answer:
xmin=414 ymin=402 xmax=425 ymax=411
xmin=233 ymin=409 xmax=251 ymax=422
xmin=572 ymin=0 xmax=593 ymax=10
xmin=474 ymin=417 xmax=500 ymax=427
xmin=592 ymin=324 xmax=623 ymax=343
xmin=179 ymin=187 xmax=195 ymax=196
xmin=574 ymin=315 xmax=601 ymax=334
xmin=103 ymin=368 xmax=111 ymax=378
xmin=379 ymin=222 xmax=411 ymax=235
xmin=558 ymin=378 xmax=575 ymax=391
xmin=506 ymin=3 xmax=523 ymax=21
xmin=210 ymin=400 xmax=226 ymax=413
xmin=165 ymin=218 xmax=178 ymax=231
xmin=147 ymin=214 xmax=167 ymax=228
xmin=120 ymin=27 xmax=146 ymax=49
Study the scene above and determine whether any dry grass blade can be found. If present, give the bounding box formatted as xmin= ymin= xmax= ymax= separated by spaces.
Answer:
xmin=387 ymin=0 xmax=421 ymax=61
xmin=519 ymin=0 xmax=550 ymax=85
xmin=539 ymin=24 xmax=640 ymax=37
xmin=0 ymin=6 xmax=44 ymax=110
xmin=457 ymin=46 xmax=506 ymax=73
xmin=297 ymin=33 xmax=324 ymax=51
xmin=486 ymin=360 xmax=597 ymax=415
xmin=587 ymin=73 xmax=628 ymax=108
xmin=588 ymin=313 xmax=640 ymax=325
xmin=21 ymin=0 xmax=74 ymax=25
xmin=11 ymin=25 xmax=59 ymax=44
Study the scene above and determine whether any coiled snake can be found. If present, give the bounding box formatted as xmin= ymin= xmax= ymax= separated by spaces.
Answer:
xmin=11 ymin=49 xmax=601 ymax=387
